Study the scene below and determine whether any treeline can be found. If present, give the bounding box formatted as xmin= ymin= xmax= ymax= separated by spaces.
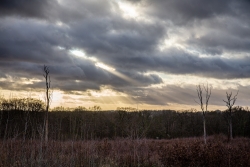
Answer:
xmin=0 ymin=97 xmax=44 ymax=112
xmin=0 ymin=97 xmax=250 ymax=140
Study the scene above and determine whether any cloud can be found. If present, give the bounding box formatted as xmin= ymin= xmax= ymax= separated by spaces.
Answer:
xmin=66 ymin=17 xmax=165 ymax=57
xmin=137 ymin=0 xmax=250 ymax=25
xmin=135 ymin=0 xmax=231 ymax=25
xmin=1 ymin=0 xmax=250 ymax=108
xmin=55 ymin=0 xmax=115 ymax=22
xmin=102 ymin=47 xmax=250 ymax=79
xmin=119 ymin=83 xmax=249 ymax=108
xmin=185 ymin=17 xmax=250 ymax=54
xmin=0 ymin=0 xmax=58 ymax=19
xmin=0 ymin=16 xmax=164 ymax=91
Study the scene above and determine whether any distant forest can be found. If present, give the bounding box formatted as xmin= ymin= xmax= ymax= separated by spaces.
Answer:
xmin=0 ymin=97 xmax=249 ymax=140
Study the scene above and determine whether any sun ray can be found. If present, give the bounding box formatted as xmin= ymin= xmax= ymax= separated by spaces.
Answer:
xmin=95 ymin=62 xmax=115 ymax=71
xmin=69 ymin=48 xmax=140 ymax=85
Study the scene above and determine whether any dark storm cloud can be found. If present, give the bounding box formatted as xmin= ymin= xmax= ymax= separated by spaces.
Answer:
xmin=54 ymin=0 xmax=115 ymax=23
xmin=104 ymin=47 xmax=250 ymax=79
xmin=139 ymin=0 xmax=250 ymax=26
xmin=141 ymin=0 xmax=233 ymax=25
xmin=0 ymin=55 xmax=163 ymax=92
xmin=132 ymin=0 xmax=250 ymax=55
xmin=0 ymin=18 xmax=70 ymax=64
xmin=0 ymin=17 xmax=164 ymax=91
xmin=0 ymin=0 xmax=250 ymax=108
xmin=0 ymin=0 xmax=57 ymax=18
xmin=67 ymin=17 xmax=165 ymax=57
xmin=190 ymin=31 xmax=250 ymax=53
xmin=186 ymin=16 xmax=250 ymax=54
xmin=54 ymin=0 xmax=250 ymax=80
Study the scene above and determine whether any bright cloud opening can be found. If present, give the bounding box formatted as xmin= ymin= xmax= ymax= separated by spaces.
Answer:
xmin=118 ymin=1 xmax=139 ymax=19
xmin=70 ymin=49 xmax=116 ymax=72
xmin=70 ymin=49 xmax=98 ymax=62
xmin=70 ymin=49 xmax=86 ymax=58
xmin=95 ymin=62 xmax=116 ymax=71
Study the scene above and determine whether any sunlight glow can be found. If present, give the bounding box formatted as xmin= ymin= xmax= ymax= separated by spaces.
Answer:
xmin=51 ymin=90 xmax=63 ymax=104
xmin=55 ymin=21 xmax=69 ymax=28
xmin=70 ymin=49 xmax=98 ymax=62
xmin=70 ymin=49 xmax=86 ymax=58
xmin=118 ymin=1 xmax=139 ymax=19
xmin=95 ymin=62 xmax=115 ymax=71
xmin=159 ymin=37 xmax=184 ymax=51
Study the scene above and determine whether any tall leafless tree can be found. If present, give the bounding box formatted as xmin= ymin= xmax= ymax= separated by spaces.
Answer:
xmin=223 ymin=90 xmax=238 ymax=142
xmin=43 ymin=65 xmax=52 ymax=144
xmin=195 ymin=83 xmax=211 ymax=144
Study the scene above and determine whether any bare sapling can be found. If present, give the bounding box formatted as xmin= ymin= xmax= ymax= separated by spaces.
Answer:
xmin=195 ymin=83 xmax=212 ymax=144
xmin=43 ymin=65 xmax=52 ymax=144
xmin=223 ymin=90 xmax=238 ymax=142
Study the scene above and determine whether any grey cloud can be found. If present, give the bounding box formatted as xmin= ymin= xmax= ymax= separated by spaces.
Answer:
xmin=2 ymin=0 xmax=250 ymax=57
xmin=141 ymin=0 xmax=233 ymax=25
xmin=67 ymin=17 xmax=165 ymax=57
xmin=0 ymin=61 xmax=45 ymax=78
xmin=1 ymin=0 xmax=250 ymax=109
xmin=188 ymin=29 xmax=250 ymax=53
xmin=142 ymin=0 xmax=250 ymax=54
xmin=139 ymin=0 xmax=250 ymax=26
xmin=121 ymin=84 xmax=249 ymax=107
xmin=0 ymin=79 xmax=100 ymax=92
xmin=107 ymin=48 xmax=250 ymax=79
xmin=55 ymin=0 xmax=114 ymax=23
xmin=0 ymin=25 xmax=165 ymax=92
xmin=0 ymin=0 xmax=114 ymax=22
xmin=114 ymin=84 xmax=197 ymax=106
xmin=0 ymin=15 xmax=166 ymax=87
xmin=158 ymin=53 xmax=250 ymax=79
xmin=53 ymin=80 xmax=100 ymax=92
xmin=0 ymin=18 xmax=70 ymax=64
xmin=0 ymin=0 xmax=57 ymax=19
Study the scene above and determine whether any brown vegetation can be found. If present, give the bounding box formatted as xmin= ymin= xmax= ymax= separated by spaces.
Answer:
xmin=0 ymin=135 xmax=250 ymax=167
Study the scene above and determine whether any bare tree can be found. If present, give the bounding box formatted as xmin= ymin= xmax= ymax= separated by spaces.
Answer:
xmin=223 ymin=90 xmax=238 ymax=142
xmin=43 ymin=65 xmax=52 ymax=144
xmin=195 ymin=83 xmax=211 ymax=144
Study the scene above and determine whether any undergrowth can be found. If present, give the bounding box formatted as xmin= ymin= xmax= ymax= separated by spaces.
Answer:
xmin=0 ymin=135 xmax=249 ymax=167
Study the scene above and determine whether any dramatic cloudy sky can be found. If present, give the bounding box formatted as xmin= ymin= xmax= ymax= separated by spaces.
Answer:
xmin=0 ymin=0 xmax=250 ymax=110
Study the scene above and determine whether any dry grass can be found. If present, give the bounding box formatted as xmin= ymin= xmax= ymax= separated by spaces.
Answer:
xmin=0 ymin=135 xmax=250 ymax=167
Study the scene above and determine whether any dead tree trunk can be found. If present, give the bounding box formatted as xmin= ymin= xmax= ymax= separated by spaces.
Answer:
xmin=223 ymin=91 xmax=238 ymax=142
xmin=203 ymin=118 xmax=206 ymax=143
xmin=195 ymin=84 xmax=211 ymax=144
xmin=43 ymin=65 xmax=51 ymax=144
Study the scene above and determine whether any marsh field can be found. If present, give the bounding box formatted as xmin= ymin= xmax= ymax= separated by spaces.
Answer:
xmin=1 ymin=136 xmax=250 ymax=167
xmin=1 ymin=104 xmax=250 ymax=166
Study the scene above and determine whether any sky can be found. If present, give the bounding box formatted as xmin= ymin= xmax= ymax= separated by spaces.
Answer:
xmin=0 ymin=0 xmax=250 ymax=110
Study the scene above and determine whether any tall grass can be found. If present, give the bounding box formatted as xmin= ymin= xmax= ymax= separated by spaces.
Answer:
xmin=1 ymin=135 xmax=250 ymax=167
